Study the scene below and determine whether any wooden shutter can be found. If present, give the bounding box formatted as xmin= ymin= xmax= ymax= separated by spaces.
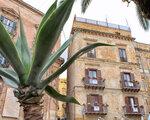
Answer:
xmin=97 ymin=70 xmax=101 ymax=79
xmin=85 ymin=69 xmax=89 ymax=78
xmin=125 ymin=96 xmax=131 ymax=113
xmin=120 ymin=72 xmax=124 ymax=81
xmin=130 ymin=73 xmax=135 ymax=81
xmin=99 ymin=95 xmax=103 ymax=112
xmin=87 ymin=95 xmax=92 ymax=112
xmin=134 ymin=97 xmax=139 ymax=106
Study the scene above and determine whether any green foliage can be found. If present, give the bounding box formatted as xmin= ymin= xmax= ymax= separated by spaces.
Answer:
xmin=0 ymin=0 xmax=113 ymax=105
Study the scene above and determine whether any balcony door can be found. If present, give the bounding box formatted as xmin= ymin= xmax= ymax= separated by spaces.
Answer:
xmin=88 ymin=70 xmax=97 ymax=85
xmin=87 ymin=95 xmax=103 ymax=112
xmin=130 ymin=97 xmax=138 ymax=112
xmin=123 ymin=73 xmax=134 ymax=87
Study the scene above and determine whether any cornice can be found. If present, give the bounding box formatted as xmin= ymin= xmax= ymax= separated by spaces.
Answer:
xmin=11 ymin=0 xmax=44 ymax=16
xmin=1 ymin=7 xmax=19 ymax=18
xmin=77 ymin=57 xmax=138 ymax=67
xmin=135 ymin=48 xmax=150 ymax=53
xmin=72 ymin=27 xmax=135 ymax=41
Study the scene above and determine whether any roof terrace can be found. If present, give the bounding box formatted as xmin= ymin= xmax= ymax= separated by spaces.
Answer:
xmin=75 ymin=17 xmax=131 ymax=32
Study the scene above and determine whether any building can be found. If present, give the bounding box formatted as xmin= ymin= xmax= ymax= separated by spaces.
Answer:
xmin=0 ymin=0 xmax=63 ymax=120
xmin=67 ymin=17 xmax=150 ymax=120
xmin=57 ymin=78 xmax=67 ymax=120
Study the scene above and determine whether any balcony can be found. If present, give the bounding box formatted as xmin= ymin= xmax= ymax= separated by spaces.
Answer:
xmin=85 ymin=104 xmax=108 ymax=115
xmin=83 ymin=77 xmax=105 ymax=90
xmin=123 ymin=105 xmax=144 ymax=116
xmin=120 ymin=81 xmax=140 ymax=92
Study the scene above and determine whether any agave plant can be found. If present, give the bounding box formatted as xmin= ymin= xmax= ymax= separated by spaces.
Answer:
xmin=81 ymin=0 xmax=150 ymax=30
xmin=0 ymin=0 xmax=112 ymax=120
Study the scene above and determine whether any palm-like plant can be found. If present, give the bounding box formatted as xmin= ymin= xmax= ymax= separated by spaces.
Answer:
xmin=81 ymin=0 xmax=150 ymax=30
xmin=0 ymin=0 xmax=112 ymax=120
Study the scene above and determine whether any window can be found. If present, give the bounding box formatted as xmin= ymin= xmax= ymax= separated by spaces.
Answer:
xmin=87 ymin=48 xmax=96 ymax=58
xmin=0 ymin=77 xmax=3 ymax=93
xmin=0 ymin=16 xmax=16 ymax=33
xmin=88 ymin=70 xmax=97 ymax=84
xmin=121 ymin=72 xmax=135 ymax=87
xmin=125 ymin=97 xmax=139 ymax=113
xmin=119 ymin=48 xmax=127 ymax=62
xmin=87 ymin=95 xmax=103 ymax=112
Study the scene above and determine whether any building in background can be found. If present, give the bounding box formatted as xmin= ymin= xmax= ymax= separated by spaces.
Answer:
xmin=67 ymin=17 xmax=150 ymax=120
xmin=57 ymin=78 xmax=67 ymax=120
xmin=0 ymin=0 xmax=63 ymax=120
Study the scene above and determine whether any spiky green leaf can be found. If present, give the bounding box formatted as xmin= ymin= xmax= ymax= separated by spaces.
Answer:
xmin=0 ymin=21 xmax=25 ymax=83
xmin=0 ymin=67 xmax=20 ymax=88
xmin=15 ymin=18 xmax=32 ymax=79
xmin=45 ymin=85 xmax=80 ymax=104
xmin=40 ymin=33 xmax=77 ymax=79
xmin=28 ymin=0 xmax=75 ymax=86
xmin=40 ymin=43 xmax=113 ymax=88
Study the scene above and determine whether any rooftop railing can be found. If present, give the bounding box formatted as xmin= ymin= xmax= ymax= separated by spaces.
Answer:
xmin=75 ymin=17 xmax=131 ymax=31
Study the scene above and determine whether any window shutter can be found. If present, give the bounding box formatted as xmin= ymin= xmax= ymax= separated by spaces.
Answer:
xmin=0 ymin=16 xmax=4 ymax=22
xmin=134 ymin=97 xmax=139 ymax=106
xmin=125 ymin=96 xmax=130 ymax=105
xmin=85 ymin=69 xmax=89 ymax=78
xmin=125 ymin=96 xmax=131 ymax=113
xmin=120 ymin=72 xmax=124 ymax=81
xmin=87 ymin=95 xmax=92 ymax=111
xmin=130 ymin=73 xmax=135 ymax=81
xmin=99 ymin=95 xmax=103 ymax=106
xmin=13 ymin=22 xmax=17 ymax=31
xmin=97 ymin=70 xmax=101 ymax=79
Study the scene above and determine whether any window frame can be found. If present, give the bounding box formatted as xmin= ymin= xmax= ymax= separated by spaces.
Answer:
xmin=119 ymin=48 xmax=127 ymax=62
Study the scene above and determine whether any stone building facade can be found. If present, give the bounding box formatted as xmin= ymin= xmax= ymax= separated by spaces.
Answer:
xmin=67 ymin=17 xmax=150 ymax=120
xmin=57 ymin=78 xmax=67 ymax=120
xmin=0 ymin=0 xmax=63 ymax=120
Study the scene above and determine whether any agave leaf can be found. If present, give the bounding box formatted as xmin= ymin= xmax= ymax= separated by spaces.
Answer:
xmin=0 ymin=67 xmax=20 ymax=87
xmin=39 ymin=33 xmax=77 ymax=79
xmin=15 ymin=18 xmax=32 ymax=79
xmin=2 ymin=77 xmax=19 ymax=88
xmin=28 ymin=0 xmax=75 ymax=86
xmin=37 ymin=0 xmax=57 ymax=34
xmin=45 ymin=85 xmax=80 ymax=104
xmin=0 ymin=21 xmax=25 ymax=84
xmin=40 ymin=43 xmax=114 ymax=88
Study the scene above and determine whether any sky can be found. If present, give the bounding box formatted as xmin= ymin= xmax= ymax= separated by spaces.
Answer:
xmin=23 ymin=0 xmax=150 ymax=78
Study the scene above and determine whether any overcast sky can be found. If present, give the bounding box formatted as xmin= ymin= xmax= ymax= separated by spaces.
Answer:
xmin=23 ymin=0 xmax=150 ymax=78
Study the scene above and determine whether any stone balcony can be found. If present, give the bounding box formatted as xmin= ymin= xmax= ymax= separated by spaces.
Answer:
xmin=84 ymin=104 xmax=108 ymax=115
xmin=83 ymin=77 xmax=105 ymax=90
xmin=123 ymin=105 xmax=144 ymax=116
xmin=120 ymin=81 xmax=140 ymax=92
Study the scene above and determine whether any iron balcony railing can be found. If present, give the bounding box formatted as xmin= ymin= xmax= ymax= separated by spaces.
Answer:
xmin=120 ymin=80 xmax=140 ymax=92
xmin=83 ymin=77 xmax=105 ymax=89
xmin=84 ymin=104 xmax=108 ymax=115
xmin=123 ymin=105 xmax=144 ymax=116
xmin=75 ymin=17 xmax=131 ymax=31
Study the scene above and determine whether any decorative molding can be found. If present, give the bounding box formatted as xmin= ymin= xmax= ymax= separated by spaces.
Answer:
xmin=1 ymin=7 xmax=19 ymax=18
xmin=84 ymin=38 xmax=98 ymax=42
xmin=12 ymin=0 xmax=44 ymax=16
xmin=116 ymin=43 xmax=127 ymax=47
xmin=72 ymin=27 xmax=135 ymax=41
xmin=119 ymin=66 xmax=132 ymax=70
xmin=85 ymin=63 xmax=100 ymax=67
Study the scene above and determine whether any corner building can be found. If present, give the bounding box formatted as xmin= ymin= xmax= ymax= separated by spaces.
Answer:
xmin=67 ymin=17 xmax=150 ymax=120
xmin=0 ymin=0 xmax=63 ymax=120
